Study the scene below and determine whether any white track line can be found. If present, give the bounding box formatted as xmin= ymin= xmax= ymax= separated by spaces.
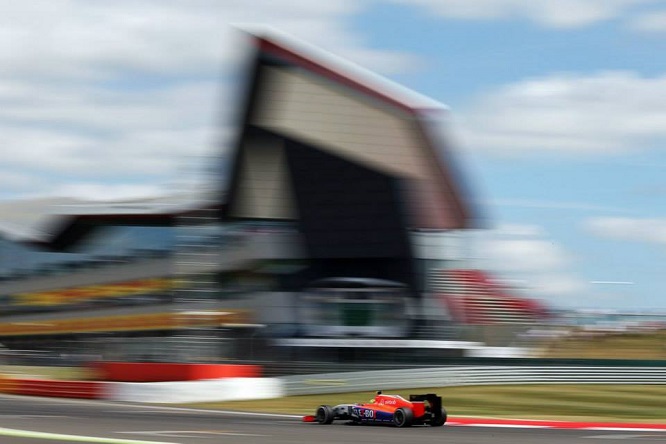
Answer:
xmin=0 ymin=426 xmax=177 ymax=444
xmin=3 ymin=394 xmax=664 ymax=432
xmin=0 ymin=394 xmax=300 ymax=418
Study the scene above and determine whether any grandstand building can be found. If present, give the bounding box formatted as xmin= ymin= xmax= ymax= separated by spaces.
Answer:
xmin=0 ymin=32 xmax=546 ymax=364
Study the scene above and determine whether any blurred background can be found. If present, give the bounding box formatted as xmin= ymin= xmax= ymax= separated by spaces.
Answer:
xmin=0 ymin=1 xmax=664 ymax=377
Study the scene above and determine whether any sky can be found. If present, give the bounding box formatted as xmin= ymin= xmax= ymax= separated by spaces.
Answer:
xmin=0 ymin=0 xmax=664 ymax=311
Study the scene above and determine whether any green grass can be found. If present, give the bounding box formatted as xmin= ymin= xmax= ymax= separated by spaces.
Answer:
xmin=539 ymin=331 xmax=666 ymax=360
xmin=187 ymin=384 xmax=666 ymax=423
xmin=3 ymin=365 xmax=665 ymax=423
xmin=0 ymin=366 xmax=97 ymax=380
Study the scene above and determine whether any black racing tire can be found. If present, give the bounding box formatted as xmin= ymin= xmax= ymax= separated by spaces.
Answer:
xmin=315 ymin=405 xmax=334 ymax=424
xmin=393 ymin=407 xmax=413 ymax=428
xmin=430 ymin=406 xmax=447 ymax=427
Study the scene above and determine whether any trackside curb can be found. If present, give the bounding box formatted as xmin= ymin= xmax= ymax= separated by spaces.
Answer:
xmin=447 ymin=417 xmax=666 ymax=432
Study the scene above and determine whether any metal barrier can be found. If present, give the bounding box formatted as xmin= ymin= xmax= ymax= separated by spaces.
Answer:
xmin=282 ymin=366 xmax=666 ymax=396
xmin=1 ymin=378 xmax=105 ymax=399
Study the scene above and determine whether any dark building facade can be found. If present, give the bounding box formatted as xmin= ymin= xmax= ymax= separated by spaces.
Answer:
xmin=223 ymin=33 xmax=478 ymax=299
xmin=0 ymin=32 xmax=516 ymax=362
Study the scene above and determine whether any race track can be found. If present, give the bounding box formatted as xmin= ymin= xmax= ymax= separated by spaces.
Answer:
xmin=0 ymin=395 xmax=663 ymax=443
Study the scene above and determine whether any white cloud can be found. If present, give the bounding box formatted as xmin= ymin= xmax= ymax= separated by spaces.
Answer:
xmin=0 ymin=0 xmax=416 ymax=81
xmin=530 ymin=273 xmax=588 ymax=297
xmin=629 ymin=10 xmax=666 ymax=32
xmin=475 ymin=223 xmax=589 ymax=306
xmin=492 ymin=223 xmax=546 ymax=237
xmin=488 ymin=198 xmax=632 ymax=213
xmin=482 ymin=224 xmax=571 ymax=272
xmin=585 ymin=217 xmax=666 ymax=246
xmin=49 ymin=183 xmax=170 ymax=202
xmin=0 ymin=1 xmax=375 ymax=80
xmin=390 ymin=0 xmax=657 ymax=28
xmin=0 ymin=0 xmax=418 ymax=201
xmin=0 ymin=79 xmax=225 ymax=184
xmin=455 ymin=71 xmax=666 ymax=155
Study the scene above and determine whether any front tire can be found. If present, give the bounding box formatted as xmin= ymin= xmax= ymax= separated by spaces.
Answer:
xmin=393 ymin=407 xmax=413 ymax=427
xmin=315 ymin=405 xmax=334 ymax=424
xmin=430 ymin=407 xmax=447 ymax=427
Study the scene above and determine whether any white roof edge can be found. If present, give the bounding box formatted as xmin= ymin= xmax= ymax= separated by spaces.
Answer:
xmin=48 ymin=190 xmax=217 ymax=216
xmin=234 ymin=25 xmax=450 ymax=113
xmin=0 ymin=221 xmax=50 ymax=242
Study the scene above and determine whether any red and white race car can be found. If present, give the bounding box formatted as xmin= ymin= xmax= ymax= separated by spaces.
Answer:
xmin=304 ymin=391 xmax=447 ymax=427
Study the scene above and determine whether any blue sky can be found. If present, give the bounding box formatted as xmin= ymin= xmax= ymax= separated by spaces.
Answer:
xmin=0 ymin=0 xmax=664 ymax=310
xmin=358 ymin=6 xmax=666 ymax=108
xmin=353 ymin=1 xmax=666 ymax=310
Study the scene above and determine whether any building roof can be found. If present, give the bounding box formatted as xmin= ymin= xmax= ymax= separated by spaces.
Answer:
xmin=20 ymin=194 xmax=221 ymax=252
xmin=248 ymin=28 xmax=447 ymax=114
xmin=225 ymin=30 xmax=479 ymax=229
xmin=13 ymin=30 xmax=480 ymax=252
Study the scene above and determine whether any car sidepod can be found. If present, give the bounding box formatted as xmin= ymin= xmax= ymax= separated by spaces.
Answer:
xmin=349 ymin=406 xmax=394 ymax=424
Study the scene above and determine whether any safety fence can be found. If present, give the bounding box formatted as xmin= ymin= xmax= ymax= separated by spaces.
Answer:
xmin=0 ymin=375 xmax=283 ymax=403
xmin=1 ymin=366 xmax=665 ymax=403
xmin=282 ymin=366 xmax=666 ymax=396
xmin=0 ymin=377 xmax=105 ymax=399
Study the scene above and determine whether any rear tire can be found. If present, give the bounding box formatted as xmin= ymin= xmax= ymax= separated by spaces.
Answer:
xmin=430 ymin=407 xmax=447 ymax=427
xmin=393 ymin=407 xmax=413 ymax=427
xmin=315 ymin=405 xmax=334 ymax=424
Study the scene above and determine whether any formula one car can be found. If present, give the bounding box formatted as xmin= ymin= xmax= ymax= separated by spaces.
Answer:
xmin=305 ymin=391 xmax=447 ymax=427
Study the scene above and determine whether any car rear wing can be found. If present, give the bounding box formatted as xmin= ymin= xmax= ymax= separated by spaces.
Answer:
xmin=409 ymin=393 xmax=442 ymax=412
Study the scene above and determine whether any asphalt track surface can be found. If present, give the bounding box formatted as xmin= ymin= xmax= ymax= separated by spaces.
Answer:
xmin=0 ymin=395 xmax=664 ymax=444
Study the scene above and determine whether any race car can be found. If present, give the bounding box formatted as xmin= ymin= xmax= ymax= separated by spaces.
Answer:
xmin=306 ymin=391 xmax=447 ymax=427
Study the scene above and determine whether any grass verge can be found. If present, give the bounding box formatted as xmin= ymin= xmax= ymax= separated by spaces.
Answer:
xmin=538 ymin=331 xmax=666 ymax=359
xmin=0 ymin=366 xmax=96 ymax=380
xmin=186 ymin=384 xmax=666 ymax=423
